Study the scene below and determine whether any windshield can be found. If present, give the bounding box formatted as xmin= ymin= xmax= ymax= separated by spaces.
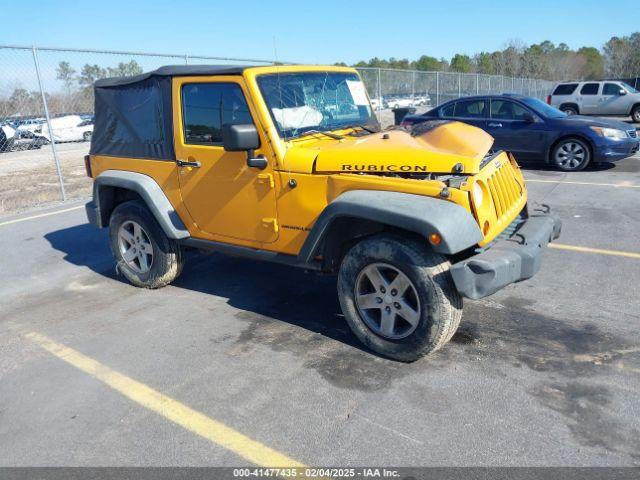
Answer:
xmin=520 ymin=97 xmax=567 ymax=118
xmin=257 ymin=71 xmax=376 ymax=139
xmin=621 ymin=82 xmax=639 ymax=93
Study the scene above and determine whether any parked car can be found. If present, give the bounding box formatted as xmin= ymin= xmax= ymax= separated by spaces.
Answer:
xmin=401 ymin=94 xmax=639 ymax=171
xmin=15 ymin=117 xmax=46 ymax=134
xmin=39 ymin=115 xmax=93 ymax=142
xmin=84 ymin=64 xmax=560 ymax=361
xmin=547 ymin=81 xmax=640 ymax=122
xmin=387 ymin=96 xmax=415 ymax=109
xmin=0 ymin=123 xmax=48 ymax=153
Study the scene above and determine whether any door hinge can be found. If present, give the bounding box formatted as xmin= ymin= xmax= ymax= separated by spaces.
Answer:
xmin=261 ymin=217 xmax=279 ymax=233
xmin=257 ymin=173 xmax=274 ymax=188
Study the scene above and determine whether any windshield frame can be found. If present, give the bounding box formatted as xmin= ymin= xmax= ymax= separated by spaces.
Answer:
xmin=255 ymin=71 xmax=377 ymax=140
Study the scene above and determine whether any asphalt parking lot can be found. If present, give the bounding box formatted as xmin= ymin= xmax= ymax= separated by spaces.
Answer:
xmin=1 ymin=151 xmax=639 ymax=467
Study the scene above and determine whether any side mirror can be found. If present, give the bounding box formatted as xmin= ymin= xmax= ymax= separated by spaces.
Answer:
xmin=619 ymin=89 xmax=627 ymax=96
xmin=222 ymin=124 xmax=266 ymax=169
xmin=222 ymin=124 xmax=260 ymax=152
xmin=523 ymin=112 xmax=535 ymax=123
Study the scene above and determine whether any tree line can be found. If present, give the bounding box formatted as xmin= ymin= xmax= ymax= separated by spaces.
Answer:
xmin=341 ymin=33 xmax=640 ymax=81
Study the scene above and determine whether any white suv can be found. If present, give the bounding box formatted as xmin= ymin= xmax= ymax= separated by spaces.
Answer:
xmin=547 ymin=81 xmax=640 ymax=122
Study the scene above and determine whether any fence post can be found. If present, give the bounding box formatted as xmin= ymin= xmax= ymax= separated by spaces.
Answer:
xmin=32 ymin=46 xmax=66 ymax=202
xmin=184 ymin=54 xmax=189 ymax=65
xmin=436 ymin=71 xmax=440 ymax=106
xmin=457 ymin=74 xmax=461 ymax=98
xmin=377 ymin=68 xmax=382 ymax=113
xmin=411 ymin=70 xmax=415 ymax=102
xmin=476 ymin=74 xmax=479 ymax=94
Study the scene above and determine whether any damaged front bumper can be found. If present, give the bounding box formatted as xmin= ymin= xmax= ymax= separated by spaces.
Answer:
xmin=450 ymin=206 xmax=562 ymax=299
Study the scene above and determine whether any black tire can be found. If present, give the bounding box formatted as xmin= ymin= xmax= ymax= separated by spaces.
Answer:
xmin=83 ymin=131 xmax=92 ymax=142
xmin=108 ymin=200 xmax=183 ymax=289
xmin=561 ymin=105 xmax=578 ymax=116
xmin=632 ymin=105 xmax=640 ymax=123
xmin=337 ymin=234 xmax=462 ymax=362
xmin=551 ymin=137 xmax=591 ymax=171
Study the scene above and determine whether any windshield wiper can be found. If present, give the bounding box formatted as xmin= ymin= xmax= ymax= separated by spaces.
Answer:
xmin=341 ymin=123 xmax=380 ymax=135
xmin=296 ymin=129 xmax=344 ymax=140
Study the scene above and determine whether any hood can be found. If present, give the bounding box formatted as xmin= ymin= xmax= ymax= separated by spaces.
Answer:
xmin=282 ymin=121 xmax=494 ymax=175
xmin=562 ymin=115 xmax=634 ymax=131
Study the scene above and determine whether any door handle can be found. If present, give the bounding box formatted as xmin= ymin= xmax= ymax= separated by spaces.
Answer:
xmin=488 ymin=122 xmax=502 ymax=128
xmin=176 ymin=159 xmax=201 ymax=168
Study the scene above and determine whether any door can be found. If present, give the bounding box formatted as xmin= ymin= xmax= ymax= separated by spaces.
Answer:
xmin=577 ymin=83 xmax=600 ymax=114
xmin=599 ymin=83 xmax=630 ymax=115
xmin=487 ymin=99 xmax=546 ymax=161
xmin=173 ymin=76 xmax=279 ymax=244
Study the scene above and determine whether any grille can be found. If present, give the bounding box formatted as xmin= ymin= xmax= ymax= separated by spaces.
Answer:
xmin=629 ymin=130 xmax=638 ymax=139
xmin=486 ymin=160 xmax=525 ymax=222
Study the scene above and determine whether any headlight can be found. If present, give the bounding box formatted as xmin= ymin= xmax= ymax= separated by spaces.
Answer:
xmin=472 ymin=182 xmax=484 ymax=207
xmin=590 ymin=126 xmax=627 ymax=140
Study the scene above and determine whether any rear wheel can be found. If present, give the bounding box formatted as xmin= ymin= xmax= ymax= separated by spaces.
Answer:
xmin=561 ymin=105 xmax=578 ymax=116
xmin=632 ymin=106 xmax=640 ymax=123
xmin=551 ymin=138 xmax=590 ymax=171
xmin=109 ymin=200 xmax=183 ymax=288
xmin=337 ymin=234 xmax=462 ymax=362
xmin=83 ymin=131 xmax=92 ymax=142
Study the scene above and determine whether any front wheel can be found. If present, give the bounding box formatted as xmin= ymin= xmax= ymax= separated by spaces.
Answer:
xmin=337 ymin=235 xmax=462 ymax=362
xmin=109 ymin=200 xmax=184 ymax=288
xmin=632 ymin=106 xmax=640 ymax=123
xmin=551 ymin=138 xmax=590 ymax=171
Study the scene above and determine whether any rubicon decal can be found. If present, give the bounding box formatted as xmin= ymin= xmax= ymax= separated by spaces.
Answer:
xmin=341 ymin=164 xmax=428 ymax=172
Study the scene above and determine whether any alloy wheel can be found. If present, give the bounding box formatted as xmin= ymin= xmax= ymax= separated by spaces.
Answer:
xmin=117 ymin=220 xmax=154 ymax=274
xmin=555 ymin=141 xmax=586 ymax=169
xmin=355 ymin=262 xmax=421 ymax=339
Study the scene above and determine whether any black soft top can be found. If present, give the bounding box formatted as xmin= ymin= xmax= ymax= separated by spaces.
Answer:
xmin=94 ymin=64 xmax=249 ymax=87
xmin=90 ymin=65 xmax=250 ymax=160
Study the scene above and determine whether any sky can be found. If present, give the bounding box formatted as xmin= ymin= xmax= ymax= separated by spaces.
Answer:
xmin=0 ymin=0 xmax=638 ymax=65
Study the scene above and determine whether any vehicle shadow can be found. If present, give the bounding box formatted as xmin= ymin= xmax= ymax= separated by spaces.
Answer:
xmin=520 ymin=161 xmax=617 ymax=173
xmin=44 ymin=223 xmax=368 ymax=354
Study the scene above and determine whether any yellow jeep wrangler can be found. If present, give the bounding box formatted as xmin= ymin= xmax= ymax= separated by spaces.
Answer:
xmin=85 ymin=65 xmax=561 ymax=361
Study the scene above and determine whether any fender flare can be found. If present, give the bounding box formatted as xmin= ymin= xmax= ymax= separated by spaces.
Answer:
xmin=298 ymin=190 xmax=483 ymax=262
xmin=92 ymin=170 xmax=190 ymax=239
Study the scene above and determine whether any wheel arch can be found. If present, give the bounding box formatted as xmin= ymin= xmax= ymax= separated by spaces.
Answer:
xmin=547 ymin=134 xmax=594 ymax=164
xmin=93 ymin=170 xmax=189 ymax=239
xmin=559 ymin=102 xmax=579 ymax=114
xmin=298 ymin=190 xmax=483 ymax=271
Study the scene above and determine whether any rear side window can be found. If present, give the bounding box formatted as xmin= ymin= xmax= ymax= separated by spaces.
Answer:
xmin=453 ymin=99 xmax=487 ymax=118
xmin=603 ymin=83 xmax=622 ymax=95
xmin=490 ymin=100 xmax=530 ymax=120
xmin=553 ymin=84 xmax=578 ymax=95
xmin=441 ymin=103 xmax=455 ymax=117
xmin=580 ymin=83 xmax=599 ymax=95
xmin=182 ymin=83 xmax=253 ymax=145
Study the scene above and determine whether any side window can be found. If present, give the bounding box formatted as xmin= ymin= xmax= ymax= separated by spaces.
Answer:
xmin=182 ymin=83 xmax=253 ymax=145
xmin=441 ymin=103 xmax=455 ymax=117
xmin=490 ymin=100 xmax=530 ymax=120
xmin=453 ymin=99 xmax=487 ymax=118
xmin=603 ymin=83 xmax=622 ymax=96
xmin=553 ymin=84 xmax=578 ymax=95
xmin=580 ymin=83 xmax=599 ymax=95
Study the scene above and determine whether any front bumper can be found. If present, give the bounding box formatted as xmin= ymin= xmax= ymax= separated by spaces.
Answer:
xmin=593 ymin=138 xmax=639 ymax=162
xmin=450 ymin=207 xmax=562 ymax=299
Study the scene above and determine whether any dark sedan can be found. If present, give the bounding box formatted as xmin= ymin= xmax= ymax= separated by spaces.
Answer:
xmin=401 ymin=94 xmax=639 ymax=171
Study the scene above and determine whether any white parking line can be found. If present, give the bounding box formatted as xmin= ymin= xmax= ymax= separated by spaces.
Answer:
xmin=0 ymin=205 xmax=84 ymax=227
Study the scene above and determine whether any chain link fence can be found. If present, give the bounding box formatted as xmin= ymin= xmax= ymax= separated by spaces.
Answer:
xmin=0 ymin=45 xmax=555 ymax=214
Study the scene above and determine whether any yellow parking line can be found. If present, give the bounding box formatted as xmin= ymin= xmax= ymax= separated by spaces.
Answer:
xmin=0 ymin=205 xmax=84 ymax=227
xmin=25 ymin=331 xmax=305 ymax=467
xmin=550 ymin=243 xmax=640 ymax=259
xmin=525 ymin=179 xmax=640 ymax=188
